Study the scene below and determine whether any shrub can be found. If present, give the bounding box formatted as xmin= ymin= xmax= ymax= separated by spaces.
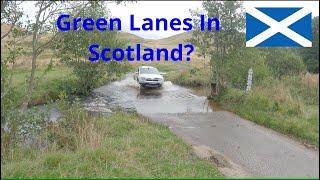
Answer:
xmin=57 ymin=5 xmax=130 ymax=96
xmin=219 ymin=88 xmax=245 ymax=104
xmin=222 ymin=48 xmax=272 ymax=89
xmin=266 ymin=49 xmax=306 ymax=78
xmin=1 ymin=107 xmax=49 ymax=163
xmin=68 ymin=61 xmax=107 ymax=96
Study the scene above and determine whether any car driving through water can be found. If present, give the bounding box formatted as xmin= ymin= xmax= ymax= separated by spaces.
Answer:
xmin=134 ymin=66 xmax=165 ymax=88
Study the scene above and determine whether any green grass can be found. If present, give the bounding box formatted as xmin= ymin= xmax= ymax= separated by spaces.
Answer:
xmin=12 ymin=66 xmax=72 ymax=88
xmin=1 ymin=109 xmax=221 ymax=178
xmin=9 ymin=66 xmax=73 ymax=106
xmin=218 ymin=76 xmax=319 ymax=146
xmin=166 ymin=67 xmax=210 ymax=88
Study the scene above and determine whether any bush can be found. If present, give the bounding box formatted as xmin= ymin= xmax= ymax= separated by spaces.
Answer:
xmin=266 ymin=49 xmax=306 ymax=78
xmin=219 ymin=88 xmax=245 ymax=104
xmin=222 ymin=48 xmax=272 ymax=89
xmin=1 ymin=107 xmax=49 ymax=163
xmin=57 ymin=5 xmax=131 ymax=96
xmin=299 ymin=16 xmax=319 ymax=73
xmin=69 ymin=61 xmax=107 ymax=96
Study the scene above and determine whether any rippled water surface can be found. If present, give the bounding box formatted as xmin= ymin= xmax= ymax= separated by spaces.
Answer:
xmin=84 ymin=74 xmax=215 ymax=114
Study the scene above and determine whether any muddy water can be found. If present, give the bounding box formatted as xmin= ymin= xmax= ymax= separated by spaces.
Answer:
xmin=84 ymin=73 xmax=217 ymax=114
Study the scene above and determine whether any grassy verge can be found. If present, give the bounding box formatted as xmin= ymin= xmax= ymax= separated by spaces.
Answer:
xmin=165 ymin=65 xmax=319 ymax=147
xmin=1 ymin=103 xmax=221 ymax=178
xmin=165 ymin=66 xmax=210 ymax=88
xmin=218 ymin=75 xmax=319 ymax=147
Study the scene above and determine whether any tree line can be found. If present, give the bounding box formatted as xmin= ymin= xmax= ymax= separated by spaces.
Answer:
xmin=190 ymin=1 xmax=319 ymax=95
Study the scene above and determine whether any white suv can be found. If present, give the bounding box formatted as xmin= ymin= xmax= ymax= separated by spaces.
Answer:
xmin=134 ymin=66 xmax=165 ymax=88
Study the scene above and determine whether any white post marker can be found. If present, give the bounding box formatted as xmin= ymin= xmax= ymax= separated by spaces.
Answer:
xmin=246 ymin=67 xmax=253 ymax=93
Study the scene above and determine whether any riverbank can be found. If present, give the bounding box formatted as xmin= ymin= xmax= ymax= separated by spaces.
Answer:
xmin=2 ymin=67 xmax=221 ymax=178
xmin=2 ymin=104 xmax=221 ymax=178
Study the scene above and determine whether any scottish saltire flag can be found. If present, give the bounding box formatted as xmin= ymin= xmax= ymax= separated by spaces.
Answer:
xmin=246 ymin=3 xmax=312 ymax=47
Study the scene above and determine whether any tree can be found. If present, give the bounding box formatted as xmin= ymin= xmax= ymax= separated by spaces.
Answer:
xmin=1 ymin=1 xmax=23 ymax=40
xmin=190 ymin=1 xmax=245 ymax=95
xmin=1 ymin=1 xmax=26 ymax=126
xmin=57 ymin=2 xmax=128 ymax=96
xmin=299 ymin=16 xmax=319 ymax=73
xmin=21 ymin=1 xmax=90 ymax=108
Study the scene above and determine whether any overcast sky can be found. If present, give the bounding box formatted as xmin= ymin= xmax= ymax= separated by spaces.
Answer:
xmin=20 ymin=1 xmax=319 ymax=40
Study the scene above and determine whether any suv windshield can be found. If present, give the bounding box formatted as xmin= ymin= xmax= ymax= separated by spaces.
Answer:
xmin=140 ymin=67 xmax=159 ymax=74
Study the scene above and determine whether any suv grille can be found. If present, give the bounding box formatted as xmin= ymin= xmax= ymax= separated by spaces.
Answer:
xmin=146 ymin=78 xmax=159 ymax=81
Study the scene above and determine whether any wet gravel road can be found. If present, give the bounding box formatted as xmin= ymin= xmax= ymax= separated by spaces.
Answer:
xmin=84 ymin=74 xmax=319 ymax=178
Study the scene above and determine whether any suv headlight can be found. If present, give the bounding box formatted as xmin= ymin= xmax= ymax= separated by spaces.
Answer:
xmin=140 ymin=77 xmax=145 ymax=81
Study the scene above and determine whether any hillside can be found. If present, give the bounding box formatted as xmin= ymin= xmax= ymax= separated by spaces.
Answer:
xmin=2 ymin=24 xmax=201 ymax=67
xmin=157 ymin=32 xmax=192 ymax=46
xmin=118 ymin=31 xmax=192 ymax=49
xmin=117 ymin=32 xmax=147 ymax=44
xmin=2 ymin=23 xmax=192 ymax=49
